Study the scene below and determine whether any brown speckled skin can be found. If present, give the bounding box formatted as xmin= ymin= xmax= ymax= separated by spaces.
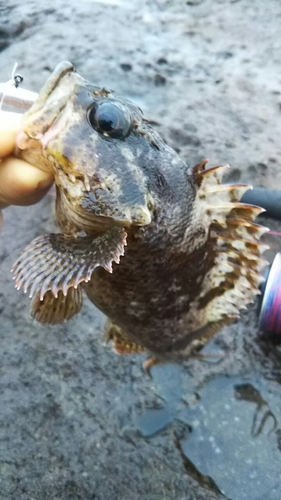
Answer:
xmin=15 ymin=62 xmax=265 ymax=360
xmin=84 ymin=228 xmax=214 ymax=356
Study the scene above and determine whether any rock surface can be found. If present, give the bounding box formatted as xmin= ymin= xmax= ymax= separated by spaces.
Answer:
xmin=1 ymin=1 xmax=281 ymax=499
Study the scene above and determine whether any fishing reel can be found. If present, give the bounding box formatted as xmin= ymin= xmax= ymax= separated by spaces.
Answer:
xmin=241 ymin=187 xmax=281 ymax=335
xmin=258 ymin=252 xmax=281 ymax=334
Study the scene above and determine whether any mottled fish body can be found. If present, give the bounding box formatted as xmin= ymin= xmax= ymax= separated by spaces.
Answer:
xmin=12 ymin=62 xmax=268 ymax=364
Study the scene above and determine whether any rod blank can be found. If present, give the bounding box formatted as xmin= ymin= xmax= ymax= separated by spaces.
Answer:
xmin=242 ymin=187 xmax=281 ymax=220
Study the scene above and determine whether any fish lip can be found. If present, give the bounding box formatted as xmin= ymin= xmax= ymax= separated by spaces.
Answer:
xmin=25 ymin=61 xmax=75 ymax=116
xmin=20 ymin=61 xmax=80 ymax=146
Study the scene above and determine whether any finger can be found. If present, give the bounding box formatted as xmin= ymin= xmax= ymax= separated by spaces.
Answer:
xmin=0 ymin=157 xmax=53 ymax=206
xmin=0 ymin=112 xmax=22 ymax=158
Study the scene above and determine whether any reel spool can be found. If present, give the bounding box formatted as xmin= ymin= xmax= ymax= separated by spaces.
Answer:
xmin=259 ymin=252 xmax=281 ymax=334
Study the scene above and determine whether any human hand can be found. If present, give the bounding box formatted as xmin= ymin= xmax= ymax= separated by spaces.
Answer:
xmin=0 ymin=111 xmax=54 ymax=229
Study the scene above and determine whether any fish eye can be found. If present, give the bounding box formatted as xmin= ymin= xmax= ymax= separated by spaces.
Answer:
xmin=88 ymin=101 xmax=131 ymax=139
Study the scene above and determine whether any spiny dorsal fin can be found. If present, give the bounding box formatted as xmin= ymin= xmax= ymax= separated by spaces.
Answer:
xmin=190 ymin=160 xmax=269 ymax=326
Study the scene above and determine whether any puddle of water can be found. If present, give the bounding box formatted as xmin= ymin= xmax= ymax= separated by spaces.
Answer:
xmin=134 ymin=367 xmax=281 ymax=500
xmin=180 ymin=377 xmax=281 ymax=500
xmin=135 ymin=406 xmax=174 ymax=438
xmin=134 ymin=364 xmax=182 ymax=437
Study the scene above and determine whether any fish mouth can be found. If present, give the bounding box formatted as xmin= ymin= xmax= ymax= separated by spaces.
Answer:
xmin=18 ymin=61 xmax=81 ymax=148
xmin=23 ymin=61 xmax=76 ymax=120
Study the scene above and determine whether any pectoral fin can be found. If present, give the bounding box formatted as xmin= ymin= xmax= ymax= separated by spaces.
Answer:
xmin=105 ymin=320 xmax=146 ymax=355
xmin=12 ymin=226 xmax=127 ymax=300
xmin=31 ymin=287 xmax=83 ymax=325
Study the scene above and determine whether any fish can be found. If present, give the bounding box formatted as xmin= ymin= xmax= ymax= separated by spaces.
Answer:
xmin=11 ymin=61 xmax=268 ymax=366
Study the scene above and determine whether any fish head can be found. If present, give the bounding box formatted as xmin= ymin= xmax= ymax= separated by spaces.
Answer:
xmin=16 ymin=61 xmax=177 ymax=232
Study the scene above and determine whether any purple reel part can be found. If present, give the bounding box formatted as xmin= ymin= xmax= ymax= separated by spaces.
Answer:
xmin=259 ymin=252 xmax=281 ymax=334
